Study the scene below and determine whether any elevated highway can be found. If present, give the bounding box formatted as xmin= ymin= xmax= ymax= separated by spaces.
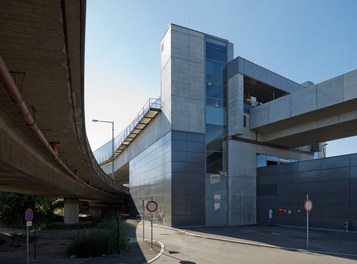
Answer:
xmin=250 ymin=70 xmax=357 ymax=148
xmin=0 ymin=0 xmax=129 ymax=215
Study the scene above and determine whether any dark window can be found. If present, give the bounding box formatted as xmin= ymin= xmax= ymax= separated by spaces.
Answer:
xmin=206 ymin=151 xmax=223 ymax=173
xmin=206 ymin=124 xmax=225 ymax=151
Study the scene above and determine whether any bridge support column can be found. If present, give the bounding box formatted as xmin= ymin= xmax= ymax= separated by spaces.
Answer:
xmin=90 ymin=207 xmax=102 ymax=219
xmin=64 ymin=198 xmax=79 ymax=225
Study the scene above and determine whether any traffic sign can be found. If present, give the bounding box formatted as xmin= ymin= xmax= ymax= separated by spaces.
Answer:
xmin=146 ymin=200 xmax=158 ymax=212
xmin=304 ymin=199 xmax=313 ymax=212
xmin=25 ymin=208 xmax=34 ymax=222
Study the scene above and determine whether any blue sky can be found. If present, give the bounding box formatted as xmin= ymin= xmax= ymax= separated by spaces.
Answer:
xmin=84 ymin=0 xmax=357 ymax=157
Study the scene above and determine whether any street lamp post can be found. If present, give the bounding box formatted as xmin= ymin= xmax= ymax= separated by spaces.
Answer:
xmin=92 ymin=119 xmax=115 ymax=179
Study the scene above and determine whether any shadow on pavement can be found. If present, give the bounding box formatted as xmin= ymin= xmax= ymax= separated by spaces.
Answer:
xmin=181 ymin=225 xmax=357 ymax=261
xmin=0 ymin=218 xmax=158 ymax=264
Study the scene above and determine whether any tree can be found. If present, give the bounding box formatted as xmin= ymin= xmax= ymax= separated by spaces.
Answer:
xmin=0 ymin=192 xmax=58 ymax=226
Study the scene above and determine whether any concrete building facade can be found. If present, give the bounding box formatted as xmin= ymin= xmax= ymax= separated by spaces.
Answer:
xmin=122 ymin=24 xmax=315 ymax=227
xmin=97 ymin=24 xmax=356 ymax=227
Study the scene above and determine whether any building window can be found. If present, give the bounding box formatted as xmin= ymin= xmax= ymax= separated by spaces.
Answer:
xmin=205 ymin=36 xmax=228 ymax=226
xmin=206 ymin=37 xmax=227 ymax=62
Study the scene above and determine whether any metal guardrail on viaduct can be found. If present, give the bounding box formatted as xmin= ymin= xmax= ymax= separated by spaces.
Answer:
xmin=0 ymin=0 xmax=129 ymax=203
xmin=93 ymin=98 xmax=161 ymax=165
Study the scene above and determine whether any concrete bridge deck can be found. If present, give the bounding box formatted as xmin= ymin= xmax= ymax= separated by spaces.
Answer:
xmin=0 ymin=0 xmax=128 ymax=204
xmin=250 ymin=70 xmax=357 ymax=148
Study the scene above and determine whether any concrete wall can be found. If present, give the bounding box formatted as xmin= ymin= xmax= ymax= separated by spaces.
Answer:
xmin=228 ymin=139 xmax=313 ymax=226
xmin=227 ymin=57 xmax=303 ymax=94
xmin=228 ymin=140 xmax=256 ymax=225
xmin=161 ymin=24 xmax=205 ymax=134
xmin=227 ymin=73 xmax=244 ymax=136
xmin=257 ymin=154 xmax=357 ymax=231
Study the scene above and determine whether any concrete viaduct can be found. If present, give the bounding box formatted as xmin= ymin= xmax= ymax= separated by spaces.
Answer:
xmin=0 ymin=0 xmax=128 ymax=224
xmin=250 ymin=69 xmax=357 ymax=148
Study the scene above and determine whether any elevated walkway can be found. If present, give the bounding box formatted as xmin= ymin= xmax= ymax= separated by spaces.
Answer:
xmin=250 ymin=70 xmax=357 ymax=147
xmin=93 ymin=98 xmax=161 ymax=165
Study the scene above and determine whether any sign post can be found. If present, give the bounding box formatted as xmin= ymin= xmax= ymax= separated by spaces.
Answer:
xmin=304 ymin=195 xmax=313 ymax=250
xmin=146 ymin=200 xmax=158 ymax=250
xmin=25 ymin=208 xmax=34 ymax=264
xmin=142 ymin=200 xmax=145 ymax=241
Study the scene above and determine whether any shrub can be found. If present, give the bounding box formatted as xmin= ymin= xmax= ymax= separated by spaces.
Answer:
xmin=67 ymin=218 xmax=129 ymax=257
xmin=0 ymin=192 xmax=59 ymax=226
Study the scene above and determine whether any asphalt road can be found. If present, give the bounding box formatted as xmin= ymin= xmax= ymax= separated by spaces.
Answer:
xmin=136 ymin=221 xmax=357 ymax=264
xmin=1 ymin=220 xmax=356 ymax=264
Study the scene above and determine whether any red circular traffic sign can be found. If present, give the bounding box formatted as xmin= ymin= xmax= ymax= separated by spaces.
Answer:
xmin=25 ymin=208 xmax=34 ymax=222
xmin=146 ymin=200 xmax=158 ymax=212
xmin=304 ymin=200 xmax=313 ymax=212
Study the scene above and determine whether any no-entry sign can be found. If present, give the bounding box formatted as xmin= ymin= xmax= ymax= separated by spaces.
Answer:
xmin=304 ymin=199 xmax=313 ymax=212
xmin=146 ymin=200 xmax=158 ymax=212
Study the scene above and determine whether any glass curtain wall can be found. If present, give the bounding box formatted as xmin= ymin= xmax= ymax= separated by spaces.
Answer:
xmin=205 ymin=37 xmax=228 ymax=225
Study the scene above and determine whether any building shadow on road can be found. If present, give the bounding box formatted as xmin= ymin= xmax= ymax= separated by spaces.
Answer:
xmin=180 ymin=225 xmax=357 ymax=262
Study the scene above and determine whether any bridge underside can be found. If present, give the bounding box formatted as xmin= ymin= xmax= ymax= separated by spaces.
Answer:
xmin=0 ymin=0 xmax=128 ymax=203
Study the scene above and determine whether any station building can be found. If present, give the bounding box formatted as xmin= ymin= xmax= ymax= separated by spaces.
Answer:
xmin=95 ymin=24 xmax=357 ymax=229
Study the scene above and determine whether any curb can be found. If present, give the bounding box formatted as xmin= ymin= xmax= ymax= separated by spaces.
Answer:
xmin=143 ymin=240 xmax=165 ymax=264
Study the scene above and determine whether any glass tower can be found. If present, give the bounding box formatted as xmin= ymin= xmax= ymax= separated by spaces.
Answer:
xmin=205 ymin=37 xmax=228 ymax=225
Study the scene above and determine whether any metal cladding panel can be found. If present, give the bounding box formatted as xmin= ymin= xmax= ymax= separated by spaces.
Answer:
xmin=171 ymin=131 xmax=205 ymax=227
xmin=298 ymin=159 xmax=322 ymax=171
xmin=257 ymin=154 xmax=356 ymax=231
xmin=322 ymin=167 xmax=350 ymax=181
xmin=299 ymin=170 xmax=322 ymax=182
xmin=278 ymin=163 xmax=298 ymax=174
xmin=351 ymin=154 xmax=357 ymax=166
xmin=322 ymin=155 xmax=350 ymax=169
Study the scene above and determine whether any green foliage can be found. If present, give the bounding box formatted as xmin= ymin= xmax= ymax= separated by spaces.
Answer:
xmin=67 ymin=229 xmax=109 ymax=257
xmin=0 ymin=191 xmax=60 ymax=226
xmin=67 ymin=217 xmax=129 ymax=257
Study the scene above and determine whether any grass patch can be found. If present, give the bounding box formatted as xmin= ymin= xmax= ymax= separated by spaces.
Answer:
xmin=66 ymin=217 xmax=129 ymax=257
